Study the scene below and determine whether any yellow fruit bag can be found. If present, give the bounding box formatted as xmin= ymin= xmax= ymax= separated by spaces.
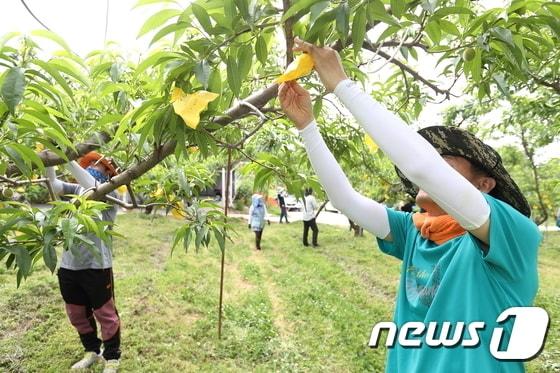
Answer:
xmin=171 ymin=201 xmax=186 ymax=219
xmin=171 ymin=88 xmax=219 ymax=129
xmin=276 ymin=53 xmax=314 ymax=83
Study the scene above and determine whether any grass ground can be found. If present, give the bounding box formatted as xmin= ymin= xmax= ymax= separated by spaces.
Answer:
xmin=0 ymin=213 xmax=558 ymax=372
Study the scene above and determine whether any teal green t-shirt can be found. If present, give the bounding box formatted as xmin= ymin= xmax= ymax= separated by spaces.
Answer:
xmin=376 ymin=194 xmax=541 ymax=373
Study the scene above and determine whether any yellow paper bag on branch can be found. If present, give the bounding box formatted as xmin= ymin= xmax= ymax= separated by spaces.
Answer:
xmin=171 ymin=88 xmax=219 ymax=129
xmin=276 ymin=53 xmax=314 ymax=83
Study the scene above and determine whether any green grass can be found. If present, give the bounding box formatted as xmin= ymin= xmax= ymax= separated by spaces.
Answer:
xmin=0 ymin=213 xmax=558 ymax=372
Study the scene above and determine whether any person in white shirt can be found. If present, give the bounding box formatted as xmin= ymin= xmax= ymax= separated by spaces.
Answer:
xmin=46 ymin=152 xmax=121 ymax=373
xmin=302 ymin=188 xmax=319 ymax=247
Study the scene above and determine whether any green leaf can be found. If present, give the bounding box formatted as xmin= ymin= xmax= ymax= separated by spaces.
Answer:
xmin=237 ymin=44 xmax=253 ymax=84
xmin=439 ymin=20 xmax=460 ymax=36
xmin=224 ymin=0 xmax=236 ymax=28
xmin=464 ymin=9 xmax=500 ymax=35
xmin=1 ymin=67 xmax=26 ymax=114
xmin=367 ymin=0 xmax=399 ymax=26
xmin=8 ymin=246 xmax=32 ymax=280
xmin=425 ymin=20 xmax=442 ymax=44
xmin=313 ymin=97 xmax=323 ymax=117
xmin=0 ymin=32 xmax=21 ymax=49
xmin=377 ymin=25 xmax=400 ymax=43
xmin=49 ymin=58 xmax=90 ymax=87
xmin=90 ymin=61 xmax=113 ymax=79
xmin=335 ymin=3 xmax=350 ymax=45
xmin=471 ymin=47 xmax=482 ymax=82
xmin=22 ymin=108 xmax=71 ymax=146
xmin=194 ymin=60 xmax=211 ymax=89
xmin=306 ymin=8 xmax=337 ymax=41
xmin=177 ymin=169 xmax=191 ymax=195
xmin=116 ymin=91 xmax=129 ymax=113
xmin=27 ymin=81 xmax=61 ymax=105
xmin=60 ymin=218 xmax=77 ymax=251
xmin=3 ymin=145 xmax=31 ymax=175
xmin=171 ymin=226 xmax=185 ymax=254
xmin=135 ymin=51 xmax=185 ymax=76
xmin=213 ymin=226 xmax=225 ymax=251
xmin=477 ymin=82 xmax=489 ymax=100
xmin=281 ymin=0 xmax=323 ymax=22
xmin=491 ymin=27 xmax=514 ymax=47
xmin=208 ymin=68 xmax=222 ymax=107
xmin=10 ymin=143 xmax=45 ymax=173
xmin=30 ymin=30 xmax=72 ymax=52
xmin=352 ymin=7 xmax=367 ymax=56
xmin=310 ymin=1 xmax=330 ymax=23
xmin=544 ymin=2 xmax=560 ymax=19
xmin=195 ymin=225 xmax=210 ymax=250
xmin=390 ymin=0 xmax=405 ymax=19
xmin=227 ymin=54 xmax=241 ymax=97
xmin=409 ymin=46 xmax=418 ymax=60
xmin=150 ymin=22 xmax=189 ymax=46
xmin=138 ymin=9 xmax=181 ymax=38
xmin=31 ymin=60 xmax=74 ymax=100
xmin=493 ymin=73 xmax=509 ymax=97
xmin=42 ymin=230 xmax=57 ymax=273
xmin=0 ymin=216 xmax=25 ymax=237
xmin=234 ymin=0 xmax=251 ymax=23
xmin=255 ymin=35 xmax=268 ymax=65
xmin=183 ymin=226 xmax=193 ymax=252
xmin=191 ymin=3 xmax=214 ymax=34
xmin=110 ymin=63 xmax=122 ymax=82
xmin=433 ymin=6 xmax=475 ymax=18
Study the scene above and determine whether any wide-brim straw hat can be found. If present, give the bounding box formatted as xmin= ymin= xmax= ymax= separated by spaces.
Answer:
xmin=395 ymin=126 xmax=531 ymax=217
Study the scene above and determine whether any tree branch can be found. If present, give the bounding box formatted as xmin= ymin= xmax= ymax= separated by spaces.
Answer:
xmin=8 ymin=28 xmax=427 ymax=201
xmin=282 ymin=0 xmax=294 ymax=65
xmin=530 ymin=74 xmax=560 ymax=95
xmin=6 ymin=130 xmax=112 ymax=176
xmin=212 ymin=83 xmax=279 ymax=125
xmin=364 ymin=41 xmax=451 ymax=98
xmin=89 ymin=140 xmax=177 ymax=201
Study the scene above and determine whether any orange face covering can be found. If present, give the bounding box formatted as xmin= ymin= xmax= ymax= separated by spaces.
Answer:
xmin=412 ymin=213 xmax=466 ymax=245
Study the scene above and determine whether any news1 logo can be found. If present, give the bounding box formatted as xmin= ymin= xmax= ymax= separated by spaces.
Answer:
xmin=369 ymin=307 xmax=549 ymax=360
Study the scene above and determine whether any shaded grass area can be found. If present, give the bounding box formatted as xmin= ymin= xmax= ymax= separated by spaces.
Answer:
xmin=0 ymin=213 xmax=558 ymax=372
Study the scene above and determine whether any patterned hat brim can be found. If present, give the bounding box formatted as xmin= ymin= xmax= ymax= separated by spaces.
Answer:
xmin=395 ymin=126 xmax=531 ymax=217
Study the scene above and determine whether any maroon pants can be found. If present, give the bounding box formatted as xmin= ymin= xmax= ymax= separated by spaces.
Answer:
xmin=58 ymin=268 xmax=121 ymax=360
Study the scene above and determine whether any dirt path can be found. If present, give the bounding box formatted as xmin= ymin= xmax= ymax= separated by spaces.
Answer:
xmin=246 ymin=250 xmax=294 ymax=341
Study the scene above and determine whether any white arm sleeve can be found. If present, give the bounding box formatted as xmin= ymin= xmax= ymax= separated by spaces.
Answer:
xmin=45 ymin=167 xmax=64 ymax=195
xmin=66 ymin=161 xmax=97 ymax=189
xmin=333 ymin=79 xmax=490 ymax=230
xmin=300 ymin=122 xmax=391 ymax=238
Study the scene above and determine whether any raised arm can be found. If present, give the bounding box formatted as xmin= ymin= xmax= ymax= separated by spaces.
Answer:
xmin=279 ymin=82 xmax=390 ymax=238
xmin=293 ymin=38 xmax=490 ymax=243
xmin=333 ymin=80 xmax=489 ymax=230
xmin=46 ymin=166 xmax=64 ymax=195
xmin=66 ymin=161 xmax=97 ymax=189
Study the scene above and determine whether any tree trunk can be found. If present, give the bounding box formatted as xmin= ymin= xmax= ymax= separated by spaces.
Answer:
xmin=520 ymin=128 xmax=548 ymax=225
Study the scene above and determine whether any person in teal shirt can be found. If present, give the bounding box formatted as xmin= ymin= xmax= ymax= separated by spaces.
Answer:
xmin=278 ymin=37 xmax=542 ymax=372
xmin=378 ymin=192 xmax=540 ymax=372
